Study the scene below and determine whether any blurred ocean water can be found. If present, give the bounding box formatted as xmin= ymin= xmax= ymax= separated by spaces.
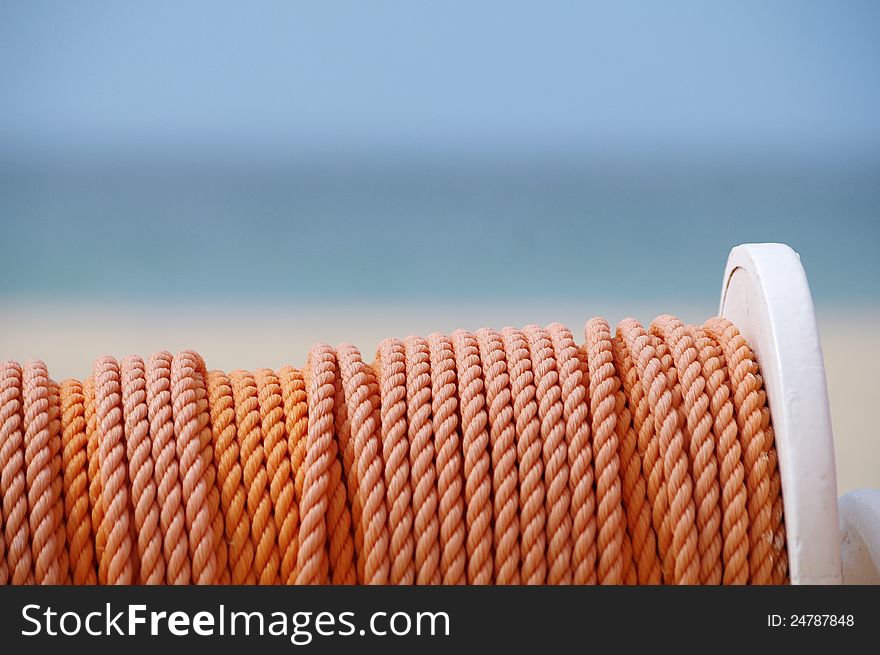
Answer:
xmin=1 ymin=153 xmax=878 ymax=308
xmin=2 ymin=2 xmax=879 ymax=308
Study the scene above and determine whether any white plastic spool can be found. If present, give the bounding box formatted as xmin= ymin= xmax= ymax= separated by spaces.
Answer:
xmin=839 ymin=490 xmax=880 ymax=584
xmin=719 ymin=243 xmax=842 ymax=584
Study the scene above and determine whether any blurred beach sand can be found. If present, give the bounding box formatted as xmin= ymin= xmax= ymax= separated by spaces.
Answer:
xmin=1 ymin=301 xmax=876 ymax=496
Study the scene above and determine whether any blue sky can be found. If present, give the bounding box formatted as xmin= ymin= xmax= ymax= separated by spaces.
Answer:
xmin=2 ymin=1 xmax=879 ymax=157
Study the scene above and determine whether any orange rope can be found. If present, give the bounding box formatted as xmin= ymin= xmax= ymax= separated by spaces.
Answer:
xmin=94 ymin=356 xmax=135 ymax=584
xmin=23 ymin=360 xmax=64 ymax=584
xmin=1 ymin=361 xmax=32 ymax=584
xmin=477 ymin=328 xmax=520 ymax=584
xmin=652 ymin=316 xmax=722 ymax=584
xmin=172 ymin=351 xmax=220 ymax=584
xmin=405 ymin=336 xmax=440 ymax=585
xmin=454 ymin=330 xmax=492 ymax=585
xmin=278 ymin=366 xmax=306 ymax=584
xmin=612 ymin=333 xmax=661 ymax=584
xmin=325 ymin=350 xmax=356 ymax=586
xmin=428 ymin=333 xmax=465 ymax=585
xmin=375 ymin=339 xmax=415 ymax=584
xmin=607 ymin=346 xmax=636 ymax=585
xmin=549 ymin=324 xmax=596 ymax=585
xmin=333 ymin=346 xmax=362 ymax=581
xmin=619 ymin=320 xmax=698 ymax=583
xmin=230 ymin=369 xmax=279 ymax=584
xmin=526 ymin=324 xmax=572 ymax=585
xmin=0 ymin=465 xmax=4 ymax=585
xmin=502 ymin=327 xmax=546 ymax=584
xmin=0 ymin=315 xmax=788 ymax=585
xmin=206 ymin=369 xmax=255 ymax=584
xmin=585 ymin=318 xmax=627 ymax=584
xmin=690 ymin=325 xmax=749 ymax=584
xmin=147 ymin=352 xmax=189 ymax=584
xmin=121 ymin=356 xmax=165 ymax=584
xmin=60 ymin=378 xmax=96 ymax=584
xmin=84 ymin=376 xmax=106 ymax=583
xmin=255 ymin=368 xmax=298 ymax=584
xmin=47 ymin=378 xmax=69 ymax=583
xmin=704 ymin=318 xmax=780 ymax=585
xmin=295 ymin=345 xmax=334 ymax=584
xmin=199 ymin=364 xmax=228 ymax=585
xmin=338 ymin=344 xmax=390 ymax=584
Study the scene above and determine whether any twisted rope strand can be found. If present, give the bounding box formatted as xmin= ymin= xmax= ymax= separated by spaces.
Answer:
xmin=0 ymin=470 xmax=4 ymax=585
xmin=121 ymin=356 xmax=165 ymax=584
xmin=337 ymin=344 xmax=390 ymax=584
xmin=59 ymin=379 xmax=96 ymax=585
xmin=651 ymin=316 xmax=722 ymax=584
xmin=146 ymin=352 xmax=190 ymax=584
xmin=405 ymin=336 xmax=440 ymax=585
xmin=24 ymin=361 xmax=64 ymax=584
xmin=763 ymin=414 xmax=788 ymax=584
xmin=751 ymin=371 xmax=787 ymax=583
xmin=524 ymin=325 xmax=572 ymax=585
xmin=452 ymin=330 xmax=493 ymax=585
xmin=584 ymin=319 xmax=627 ymax=584
xmin=84 ymin=376 xmax=107 ymax=584
xmin=324 ymin=358 xmax=356 ymax=586
xmin=189 ymin=355 xmax=227 ymax=583
xmin=230 ymin=369 xmax=279 ymax=584
xmin=704 ymin=318 xmax=776 ymax=585
xmin=332 ymin=350 xmax=362 ymax=583
xmin=206 ymin=370 xmax=255 ymax=584
xmin=47 ymin=378 xmax=69 ymax=583
xmin=655 ymin=337 xmax=681 ymax=581
xmin=278 ymin=366 xmax=306 ymax=585
xmin=255 ymin=368 xmax=299 ymax=585
xmin=548 ymin=325 xmax=597 ymax=585
xmin=611 ymin=336 xmax=662 ymax=584
xmin=502 ymin=327 xmax=546 ymax=584
xmin=689 ymin=326 xmax=749 ymax=584
xmin=1 ymin=361 xmax=32 ymax=584
xmin=619 ymin=320 xmax=699 ymax=584
xmin=610 ymin=377 xmax=638 ymax=586
xmin=196 ymin=363 xmax=228 ymax=585
xmin=476 ymin=328 xmax=520 ymax=584
xmin=428 ymin=333 xmax=465 ymax=585
xmin=171 ymin=351 xmax=218 ymax=584
xmin=375 ymin=340 xmax=415 ymax=584
xmin=295 ymin=345 xmax=335 ymax=584
xmin=94 ymin=356 xmax=135 ymax=584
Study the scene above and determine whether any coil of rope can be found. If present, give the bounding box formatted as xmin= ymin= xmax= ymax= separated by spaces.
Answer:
xmin=0 ymin=315 xmax=787 ymax=585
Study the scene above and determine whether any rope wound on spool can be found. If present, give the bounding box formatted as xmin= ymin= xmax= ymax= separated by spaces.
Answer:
xmin=0 ymin=315 xmax=787 ymax=585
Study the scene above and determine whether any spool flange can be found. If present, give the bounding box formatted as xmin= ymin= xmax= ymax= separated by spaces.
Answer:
xmin=720 ymin=243 xmax=841 ymax=584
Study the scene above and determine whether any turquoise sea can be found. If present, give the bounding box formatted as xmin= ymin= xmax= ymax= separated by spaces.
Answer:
xmin=2 ymin=152 xmax=878 ymax=309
